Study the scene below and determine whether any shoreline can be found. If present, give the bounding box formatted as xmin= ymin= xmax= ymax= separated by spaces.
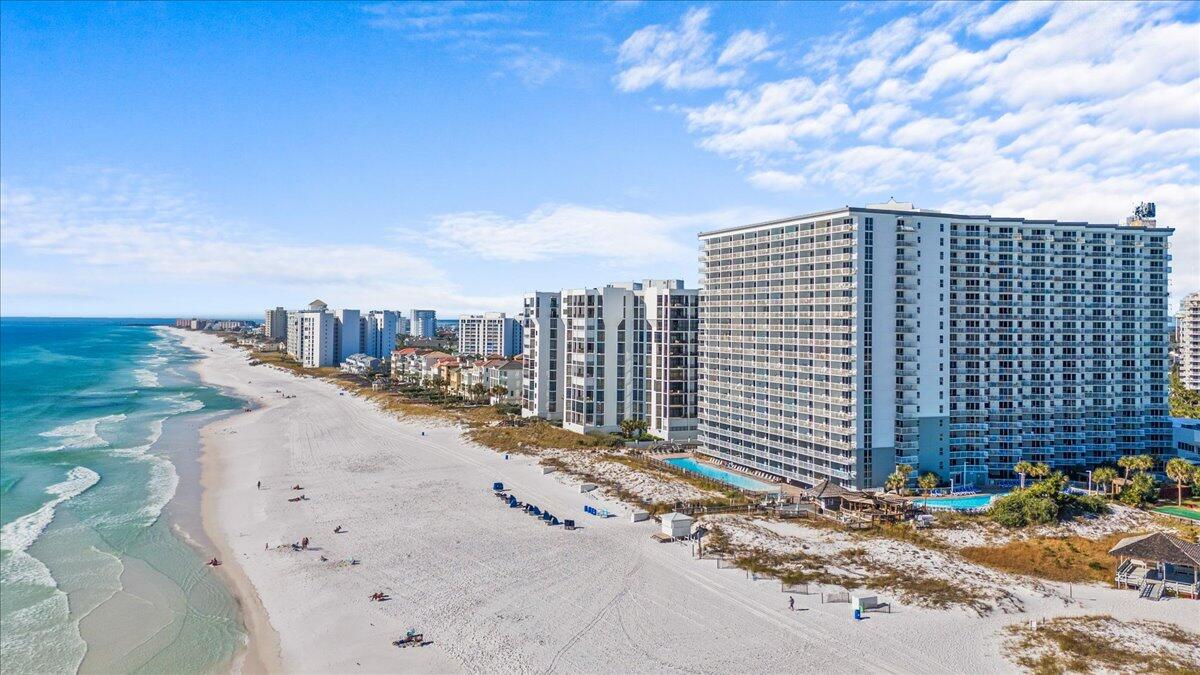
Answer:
xmin=177 ymin=332 xmax=282 ymax=674
xmin=169 ymin=328 xmax=1198 ymax=674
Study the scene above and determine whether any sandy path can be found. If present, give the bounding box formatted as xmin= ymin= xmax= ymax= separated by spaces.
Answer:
xmin=177 ymin=330 xmax=1197 ymax=674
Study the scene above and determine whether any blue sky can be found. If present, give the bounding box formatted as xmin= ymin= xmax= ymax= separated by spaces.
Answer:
xmin=2 ymin=1 xmax=1197 ymax=317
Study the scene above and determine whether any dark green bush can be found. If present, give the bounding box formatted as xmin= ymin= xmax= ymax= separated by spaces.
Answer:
xmin=1119 ymin=473 xmax=1158 ymax=507
xmin=988 ymin=472 xmax=1109 ymax=527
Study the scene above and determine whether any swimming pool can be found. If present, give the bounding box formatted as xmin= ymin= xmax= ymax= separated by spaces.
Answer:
xmin=664 ymin=457 xmax=780 ymax=493
xmin=921 ymin=493 xmax=1005 ymax=510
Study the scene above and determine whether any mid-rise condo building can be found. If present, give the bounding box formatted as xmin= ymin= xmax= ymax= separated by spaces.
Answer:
xmin=1177 ymin=292 xmax=1200 ymax=392
xmin=410 ymin=309 xmax=437 ymax=338
xmin=698 ymin=202 xmax=1172 ymax=489
xmin=264 ymin=307 xmax=288 ymax=341
xmin=287 ymin=300 xmax=337 ymax=367
xmin=521 ymin=280 xmax=699 ymax=441
xmin=458 ymin=312 xmax=522 ymax=357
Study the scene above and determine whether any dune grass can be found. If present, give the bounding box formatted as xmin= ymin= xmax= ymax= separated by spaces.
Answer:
xmin=959 ymin=533 xmax=1129 ymax=585
xmin=1005 ymin=615 xmax=1200 ymax=674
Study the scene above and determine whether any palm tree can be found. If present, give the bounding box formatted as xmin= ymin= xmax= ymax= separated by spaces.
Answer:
xmin=1029 ymin=462 xmax=1051 ymax=483
xmin=884 ymin=471 xmax=906 ymax=494
xmin=1117 ymin=454 xmax=1154 ymax=480
xmin=1091 ymin=466 xmax=1118 ymax=496
xmin=1131 ymin=454 xmax=1155 ymax=476
xmin=1165 ymin=458 xmax=1196 ymax=506
xmin=1014 ymin=460 xmax=1035 ymax=489
xmin=917 ymin=472 xmax=939 ymax=502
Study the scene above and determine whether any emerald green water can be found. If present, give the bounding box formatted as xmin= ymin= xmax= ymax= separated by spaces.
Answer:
xmin=0 ymin=319 xmax=245 ymax=673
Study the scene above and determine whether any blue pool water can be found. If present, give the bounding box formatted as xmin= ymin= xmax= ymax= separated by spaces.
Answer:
xmin=921 ymin=493 xmax=1006 ymax=510
xmin=665 ymin=457 xmax=780 ymax=492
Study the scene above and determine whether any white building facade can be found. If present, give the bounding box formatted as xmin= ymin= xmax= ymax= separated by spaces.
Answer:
xmin=458 ymin=313 xmax=522 ymax=357
xmin=699 ymin=203 xmax=1172 ymax=490
xmin=287 ymin=300 xmax=337 ymax=368
xmin=520 ymin=280 xmax=699 ymax=441
xmin=1177 ymin=292 xmax=1200 ymax=392
xmin=521 ymin=292 xmax=565 ymax=420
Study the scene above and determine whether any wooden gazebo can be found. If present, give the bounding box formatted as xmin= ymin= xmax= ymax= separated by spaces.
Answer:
xmin=1109 ymin=532 xmax=1200 ymax=599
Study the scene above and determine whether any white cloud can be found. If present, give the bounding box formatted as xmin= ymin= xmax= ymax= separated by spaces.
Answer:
xmin=747 ymin=170 xmax=807 ymax=192
xmin=0 ymin=173 xmax=517 ymax=314
xmin=890 ymin=117 xmax=958 ymax=147
xmin=615 ymin=8 xmax=773 ymax=92
xmin=614 ymin=1 xmax=1200 ymax=306
xmin=421 ymin=203 xmax=762 ymax=265
xmin=495 ymin=45 xmax=565 ymax=86
xmin=971 ymin=0 xmax=1056 ymax=38
xmin=718 ymin=30 xmax=773 ymax=66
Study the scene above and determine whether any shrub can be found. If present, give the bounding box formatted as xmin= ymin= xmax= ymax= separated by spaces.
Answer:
xmin=988 ymin=471 xmax=1108 ymax=527
xmin=1119 ymin=473 xmax=1158 ymax=508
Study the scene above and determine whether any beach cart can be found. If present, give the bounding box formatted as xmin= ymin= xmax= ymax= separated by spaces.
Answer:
xmin=563 ymin=519 xmax=576 ymax=530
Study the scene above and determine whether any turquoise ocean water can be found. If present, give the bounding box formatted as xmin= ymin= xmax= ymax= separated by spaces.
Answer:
xmin=0 ymin=318 xmax=245 ymax=673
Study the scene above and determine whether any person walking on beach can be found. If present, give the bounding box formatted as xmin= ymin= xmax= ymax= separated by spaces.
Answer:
xmin=789 ymin=596 xmax=795 ymax=611
xmin=257 ymin=480 xmax=261 ymax=490
xmin=301 ymin=537 xmax=309 ymax=550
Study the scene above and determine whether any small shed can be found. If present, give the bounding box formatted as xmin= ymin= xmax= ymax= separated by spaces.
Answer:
xmin=661 ymin=512 xmax=694 ymax=539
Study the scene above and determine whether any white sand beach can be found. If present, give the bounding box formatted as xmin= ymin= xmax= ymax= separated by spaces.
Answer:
xmin=177 ymin=329 xmax=1198 ymax=674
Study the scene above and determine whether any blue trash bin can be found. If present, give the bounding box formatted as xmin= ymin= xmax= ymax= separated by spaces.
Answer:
xmin=853 ymin=608 xmax=862 ymax=621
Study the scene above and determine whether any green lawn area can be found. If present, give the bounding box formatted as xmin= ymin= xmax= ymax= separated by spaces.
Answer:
xmin=1154 ymin=505 xmax=1200 ymax=521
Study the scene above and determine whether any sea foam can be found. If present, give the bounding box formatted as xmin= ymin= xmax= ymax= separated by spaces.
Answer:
xmin=0 ymin=466 xmax=102 ymax=583
xmin=38 ymin=415 xmax=124 ymax=452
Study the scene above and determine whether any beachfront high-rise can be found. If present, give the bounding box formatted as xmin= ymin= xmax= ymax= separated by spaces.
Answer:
xmin=698 ymin=202 xmax=1172 ymax=489
xmin=410 ymin=310 xmax=437 ymax=338
xmin=458 ymin=313 xmax=522 ymax=357
xmin=521 ymin=292 xmax=565 ymax=420
xmin=264 ymin=306 xmax=288 ymax=341
xmin=363 ymin=310 xmax=400 ymax=360
xmin=521 ymin=280 xmax=699 ymax=441
xmin=287 ymin=300 xmax=337 ymax=367
xmin=1177 ymin=292 xmax=1200 ymax=392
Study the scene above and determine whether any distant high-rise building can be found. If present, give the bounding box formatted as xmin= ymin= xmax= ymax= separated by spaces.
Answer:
xmin=521 ymin=280 xmax=699 ymax=441
xmin=458 ymin=313 xmax=522 ymax=357
xmin=1178 ymin=292 xmax=1200 ymax=392
xmin=410 ymin=309 xmax=437 ymax=338
xmin=287 ymin=300 xmax=337 ymax=367
xmin=698 ymin=202 xmax=1172 ymax=489
xmin=363 ymin=310 xmax=399 ymax=359
xmin=264 ymin=306 xmax=288 ymax=341
xmin=332 ymin=309 xmax=361 ymax=363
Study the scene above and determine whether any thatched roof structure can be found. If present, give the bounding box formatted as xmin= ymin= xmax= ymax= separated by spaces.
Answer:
xmin=1108 ymin=532 xmax=1200 ymax=567
xmin=803 ymin=479 xmax=853 ymax=500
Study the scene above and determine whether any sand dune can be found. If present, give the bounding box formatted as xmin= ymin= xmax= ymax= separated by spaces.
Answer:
xmin=177 ymin=330 xmax=1197 ymax=674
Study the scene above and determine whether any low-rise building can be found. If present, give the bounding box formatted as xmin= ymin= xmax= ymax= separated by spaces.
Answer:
xmin=341 ymin=353 xmax=382 ymax=375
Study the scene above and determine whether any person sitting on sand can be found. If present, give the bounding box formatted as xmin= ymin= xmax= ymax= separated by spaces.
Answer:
xmin=334 ymin=525 xmax=344 ymax=533
xmin=292 ymin=484 xmax=303 ymax=490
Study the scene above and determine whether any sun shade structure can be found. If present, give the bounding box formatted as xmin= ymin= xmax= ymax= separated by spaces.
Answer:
xmin=1109 ymin=532 xmax=1200 ymax=599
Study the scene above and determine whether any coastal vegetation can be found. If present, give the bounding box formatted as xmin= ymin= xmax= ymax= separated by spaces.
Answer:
xmin=959 ymin=534 xmax=1125 ymax=585
xmin=1004 ymin=615 xmax=1200 ymax=675
xmin=988 ymin=473 xmax=1107 ymax=527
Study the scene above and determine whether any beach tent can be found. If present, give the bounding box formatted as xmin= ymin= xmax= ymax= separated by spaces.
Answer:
xmin=661 ymin=512 xmax=694 ymax=539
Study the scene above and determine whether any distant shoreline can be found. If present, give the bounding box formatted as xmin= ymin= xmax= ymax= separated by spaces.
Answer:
xmin=172 ymin=328 xmax=282 ymax=674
